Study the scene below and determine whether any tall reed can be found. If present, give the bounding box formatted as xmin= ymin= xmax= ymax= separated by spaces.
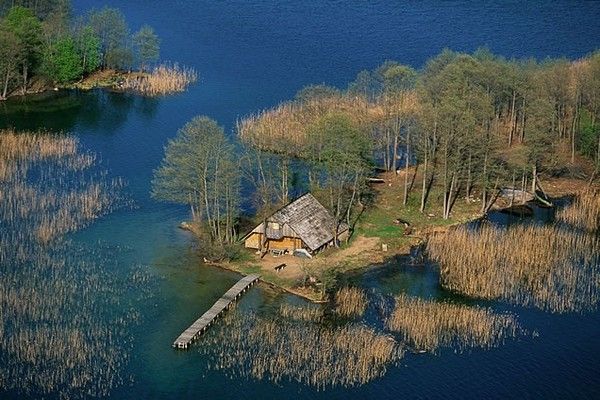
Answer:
xmin=557 ymin=189 xmax=600 ymax=232
xmin=427 ymin=223 xmax=600 ymax=313
xmin=334 ymin=287 xmax=368 ymax=318
xmin=386 ymin=295 xmax=521 ymax=353
xmin=0 ymin=129 xmax=146 ymax=398
xmin=238 ymin=94 xmax=384 ymax=155
xmin=279 ymin=303 xmax=324 ymax=322
xmin=121 ymin=63 xmax=198 ymax=96
xmin=201 ymin=311 xmax=402 ymax=390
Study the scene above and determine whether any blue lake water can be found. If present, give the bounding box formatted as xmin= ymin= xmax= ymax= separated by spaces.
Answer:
xmin=1 ymin=0 xmax=600 ymax=398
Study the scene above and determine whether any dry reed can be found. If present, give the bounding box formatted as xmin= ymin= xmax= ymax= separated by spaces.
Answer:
xmin=0 ymin=129 xmax=145 ymax=398
xmin=201 ymin=311 xmax=402 ymax=390
xmin=334 ymin=287 xmax=368 ymax=318
xmin=556 ymin=189 xmax=600 ymax=232
xmin=238 ymin=94 xmax=378 ymax=156
xmin=237 ymin=90 xmax=420 ymax=158
xmin=121 ymin=63 xmax=197 ymax=96
xmin=427 ymin=223 xmax=600 ymax=313
xmin=279 ymin=303 xmax=324 ymax=322
xmin=0 ymin=130 xmax=124 ymax=257
xmin=386 ymin=295 xmax=521 ymax=353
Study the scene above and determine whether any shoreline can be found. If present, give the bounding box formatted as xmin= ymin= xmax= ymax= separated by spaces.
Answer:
xmin=0 ymin=70 xmax=147 ymax=101
xmin=190 ymin=170 xmax=597 ymax=303
xmin=208 ymin=222 xmax=469 ymax=303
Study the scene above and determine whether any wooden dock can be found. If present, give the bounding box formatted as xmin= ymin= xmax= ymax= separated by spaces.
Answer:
xmin=172 ymin=274 xmax=260 ymax=349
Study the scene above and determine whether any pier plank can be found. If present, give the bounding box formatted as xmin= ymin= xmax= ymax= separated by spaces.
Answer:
xmin=172 ymin=274 xmax=260 ymax=349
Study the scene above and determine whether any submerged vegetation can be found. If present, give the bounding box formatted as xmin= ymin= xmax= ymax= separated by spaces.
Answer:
xmin=386 ymin=295 xmax=522 ymax=353
xmin=427 ymin=198 xmax=600 ymax=313
xmin=0 ymin=129 xmax=149 ymax=398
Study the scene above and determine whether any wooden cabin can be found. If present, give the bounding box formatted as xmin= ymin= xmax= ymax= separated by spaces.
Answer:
xmin=243 ymin=193 xmax=349 ymax=255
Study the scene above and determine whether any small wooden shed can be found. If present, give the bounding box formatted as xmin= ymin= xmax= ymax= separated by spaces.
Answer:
xmin=243 ymin=193 xmax=349 ymax=255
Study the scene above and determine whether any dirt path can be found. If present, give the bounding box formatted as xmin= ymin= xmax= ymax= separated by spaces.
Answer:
xmin=245 ymin=235 xmax=382 ymax=282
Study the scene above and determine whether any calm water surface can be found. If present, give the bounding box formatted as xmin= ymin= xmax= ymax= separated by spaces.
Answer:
xmin=1 ymin=1 xmax=600 ymax=398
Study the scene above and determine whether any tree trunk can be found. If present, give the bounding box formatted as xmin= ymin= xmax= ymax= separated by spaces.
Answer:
xmin=531 ymin=164 xmax=537 ymax=195
xmin=444 ymin=172 xmax=456 ymax=219
xmin=520 ymin=172 xmax=526 ymax=204
xmin=480 ymin=152 xmax=488 ymax=214
xmin=385 ymin=127 xmax=391 ymax=171
xmin=509 ymin=90 xmax=516 ymax=146
xmin=509 ymin=172 xmax=516 ymax=207
xmin=403 ymin=127 xmax=410 ymax=205
xmin=189 ymin=193 xmax=196 ymax=221
xmin=465 ymin=152 xmax=472 ymax=202
xmin=519 ymin=99 xmax=526 ymax=143
xmin=597 ymin=134 xmax=600 ymax=167
xmin=345 ymin=172 xmax=359 ymax=243
xmin=483 ymin=177 xmax=500 ymax=213
xmin=202 ymin=165 xmax=215 ymax=239
xmin=2 ymin=68 xmax=10 ymax=99
xmin=334 ymin=195 xmax=342 ymax=248
xmin=420 ymin=149 xmax=428 ymax=213
xmin=82 ymin=53 xmax=87 ymax=75
xmin=280 ymin=157 xmax=289 ymax=204
xmin=442 ymin=144 xmax=449 ymax=219
xmin=392 ymin=126 xmax=399 ymax=172
xmin=22 ymin=64 xmax=28 ymax=95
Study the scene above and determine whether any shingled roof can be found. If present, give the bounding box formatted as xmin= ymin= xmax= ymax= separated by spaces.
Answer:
xmin=251 ymin=193 xmax=348 ymax=251
xmin=271 ymin=193 xmax=348 ymax=250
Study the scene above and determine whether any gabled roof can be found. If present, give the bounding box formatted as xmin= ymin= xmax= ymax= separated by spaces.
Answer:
xmin=266 ymin=193 xmax=348 ymax=251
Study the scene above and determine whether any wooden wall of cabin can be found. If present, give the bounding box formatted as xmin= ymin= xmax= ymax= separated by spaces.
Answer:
xmin=244 ymin=233 xmax=262 ymax=249
xmin=266 ymin=237 xmax=302 ymax=251
xmin=245 ymin=234 xmax=304 ymax=252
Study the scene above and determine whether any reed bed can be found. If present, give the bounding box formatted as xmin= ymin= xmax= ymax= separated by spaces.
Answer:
xmin=201 ymin=312 xmax=402 ymax=390
xmin=121 ymin=63 xmax=197 ymax=96
xmin=0 ymin=129 xmax=146 ymax=398
xmin=238 ymin=94 xmax=380 ymax=156
xmin=386 ymin=295 xmax=521 ymax=353
xmin=334 ymin=287 xmax=368 ymax=318
xmin=0 ymin=244 xmax=150 ymax=398
xmin=427 ymin=223 xmax=600 ymax=313
xmin=279 ymin=303 xmax=324 ymax=322
xmin=0 ymin=131 xmax=124 ymax=259
xmin=556 ymin=189 xmax=600 ymax=232
xmin=237 ymin=91 xmax=420 ymax=157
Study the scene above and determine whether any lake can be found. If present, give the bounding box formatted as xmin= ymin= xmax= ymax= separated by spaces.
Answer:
xmin=1 ymin=0 xmax=600 ymax=398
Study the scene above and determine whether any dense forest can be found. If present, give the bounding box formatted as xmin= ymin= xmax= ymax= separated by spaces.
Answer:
xmin=0 ymin=0 xmax=159 ymax=98
xmin=154 ymin=49 xmax=600 ymax=247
